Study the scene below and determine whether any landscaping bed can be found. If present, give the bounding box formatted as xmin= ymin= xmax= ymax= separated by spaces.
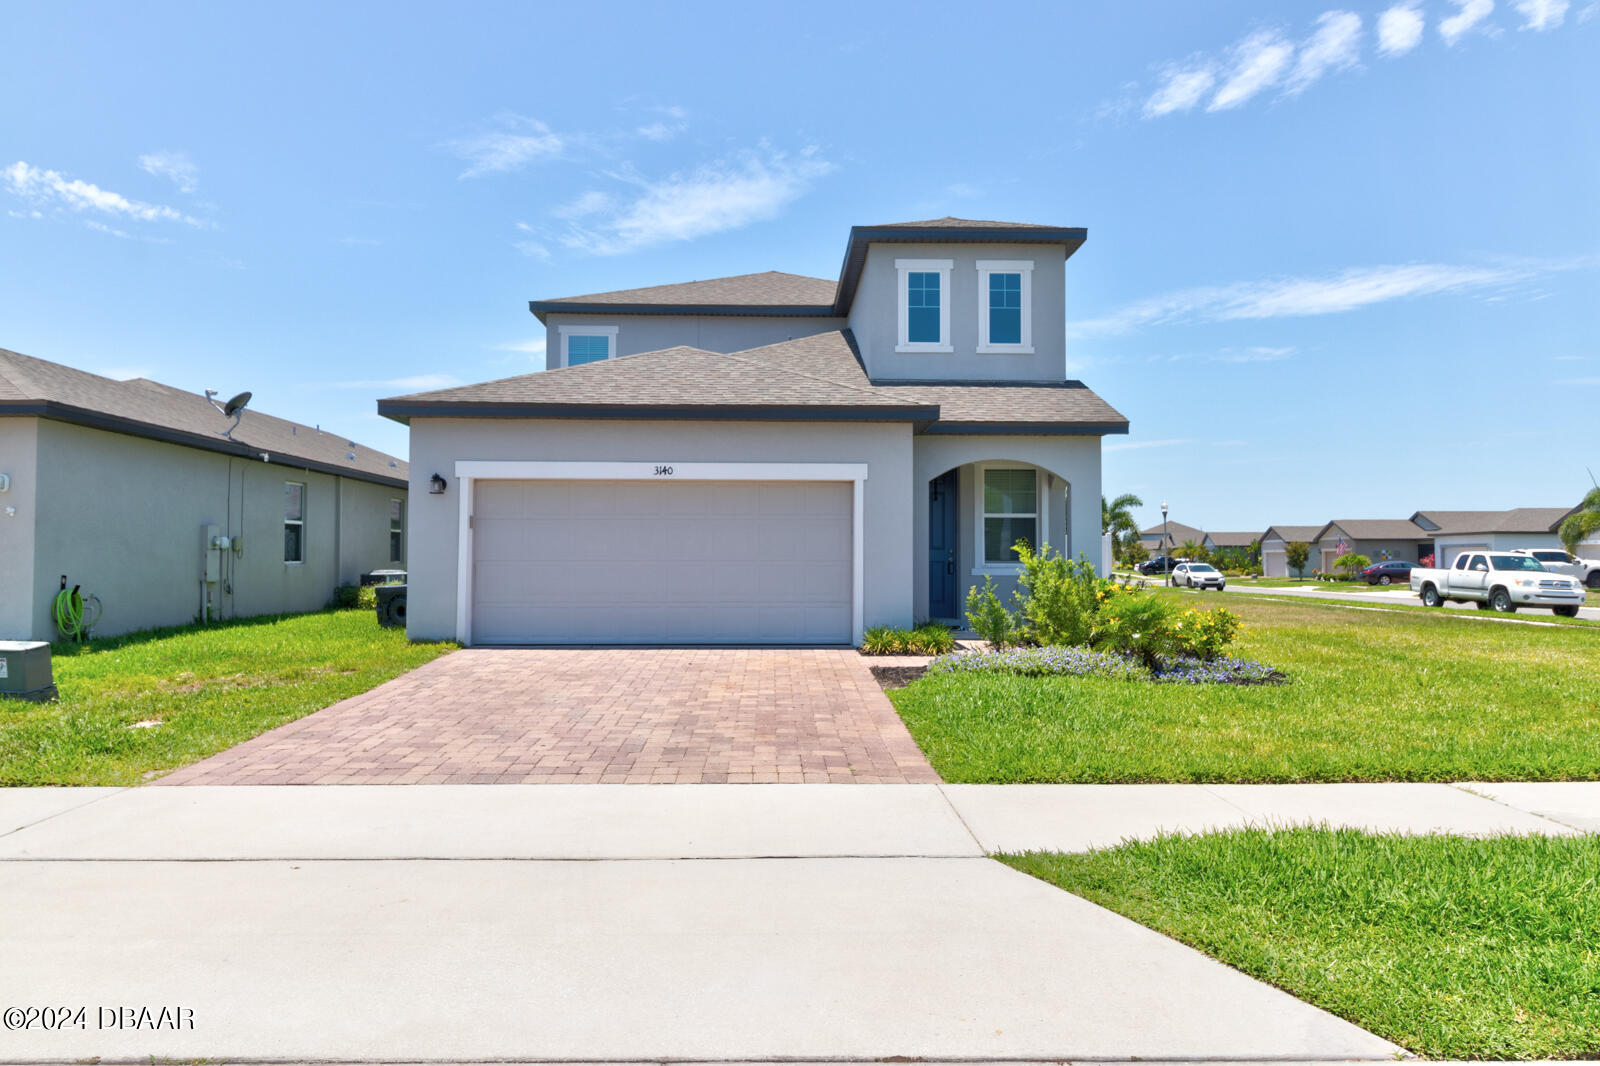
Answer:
xmin=0 ymin=610 xmax=454 ymax=786
xmin=889 ymin=592 xmax=1600 ymax=782
xmin=1002 ymin=828 xmax=1600 ymax=1060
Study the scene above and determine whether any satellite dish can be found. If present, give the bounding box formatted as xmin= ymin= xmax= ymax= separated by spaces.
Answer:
xmin=204 ymin=388 xmax=253 ymax=439
xmin=223 ymin=391 xmax=252 ymax=417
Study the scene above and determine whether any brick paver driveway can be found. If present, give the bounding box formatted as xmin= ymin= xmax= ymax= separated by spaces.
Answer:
xmin=158 ymin=648 xmax=939 ymax=785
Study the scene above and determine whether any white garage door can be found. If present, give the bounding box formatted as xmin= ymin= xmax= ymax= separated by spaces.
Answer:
xmin=470 ymin=479 xmax=853 ymax=645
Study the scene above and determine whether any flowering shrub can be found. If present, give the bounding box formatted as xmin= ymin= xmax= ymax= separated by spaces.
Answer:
xmin=1013 ymin=543 xmax=1106 ymax=646
xmin=1420 ymin=553 xmax=1435 ymax=568
xmin=925 ymin=645 xmax=1282 ymax=686
xmin=1171 ymin=606 xmax=1240 ymax=661
xmin=1091 ymin=591 xmax=1180 ymax=669
xmin=928 ymin=644 xmax=1150 ymax=681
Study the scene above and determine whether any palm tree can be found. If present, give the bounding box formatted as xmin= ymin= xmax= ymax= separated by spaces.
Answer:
xmin=1559 ymin=487 xmax=1600 ymax=555
xmin=1101 ymin=493 xmax=1144 ymax=557
xmin=1179 ymin=538 xmax=1203 ymax=561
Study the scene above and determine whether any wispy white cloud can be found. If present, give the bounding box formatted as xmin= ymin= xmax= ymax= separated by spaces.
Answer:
xmin=555 ymin=145 xmax=833 ymax=256
xmin=493 ymin=339 xmax=546 ymax=355
xmin=1513 ymin=0 xmax=1570 ymax=28
xmin=1143 ymin=63 xmax=1216 ymax=117
xmin=1104 ymin=438 xmax=1193 ymax=453
xmin=328 ymin=374 xmax=464 ymax=391
xmin=1068 ymin=258 xmax=1589 ymax=335
xmin=3 ymin=161 xmax=207 ymax=227
xmin=636 ymin=121 xmax=686 ymax=142
xmin=138 ymin=150 xmax=198 ymax=193
xmin=1217 ymin=346 xmax=1297 ymax=363
xmin=449 ymin=113 xmax=563 ymax=178
xmin=1440 ymin=0 xmax=1495 ymax=44
xmin=1208 ymin=30 xmax=1296 ymax=110
xmin=1377 ymin=2 xmax=1427 ymax=54
xmin=1286 ymin=11 xmax=1363 ymax=93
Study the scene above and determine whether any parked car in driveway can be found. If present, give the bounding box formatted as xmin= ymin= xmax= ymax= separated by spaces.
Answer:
xmin=1359 ymin=560 xmax=1418 ymax=585
xmin=1509 ymin=548 xmax=1600 ymax=588
xmin=1410 ymin=551 xmax=1585 ymax=616
xmin=1173 ymin=562 xmax=1226 ymax=590
xmin=1138 ymin=555 xmax=1184 ymax=575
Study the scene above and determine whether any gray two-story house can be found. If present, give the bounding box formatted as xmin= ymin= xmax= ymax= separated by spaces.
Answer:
xmin=380 ymin=218 xmax=1128 ymax=646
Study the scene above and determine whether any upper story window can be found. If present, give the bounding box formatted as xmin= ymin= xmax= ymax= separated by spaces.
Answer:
xmin=976 ymin=260 xmax=1034 ymax=353
xmin=895 ymin=259 xmax=952 ymax=353
xmin=558 ymin=325 xmax=619 ymax=367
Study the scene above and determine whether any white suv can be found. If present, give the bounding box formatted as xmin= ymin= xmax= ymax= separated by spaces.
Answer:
xmin=1509 ymin=549 xmax=1600 ymax=588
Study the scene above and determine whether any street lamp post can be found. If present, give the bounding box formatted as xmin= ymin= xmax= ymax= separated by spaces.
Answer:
xmin=1161 ymin=500 xmax=1170 ymax=587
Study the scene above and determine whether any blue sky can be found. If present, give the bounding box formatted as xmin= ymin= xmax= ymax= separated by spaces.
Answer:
xmin=3 ymin=0 xmax=1596 ymax=534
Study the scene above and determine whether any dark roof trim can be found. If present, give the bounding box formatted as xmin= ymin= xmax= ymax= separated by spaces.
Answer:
xmin=0 ymin=400 xmax=409 ymax=490
xmin=834 ymin=224 xmax=1087 ymax=316
xmin=919 ymin=420 xmax=1129 ymax=436
xmin=378 ymin=401 xmax=942 ymax=425
xmin=529 ymin=302 xmax=839 ymax=323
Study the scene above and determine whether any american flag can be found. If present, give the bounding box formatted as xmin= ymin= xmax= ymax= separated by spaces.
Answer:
xmin=1336 ymin=537 xmax=1348 ymax=554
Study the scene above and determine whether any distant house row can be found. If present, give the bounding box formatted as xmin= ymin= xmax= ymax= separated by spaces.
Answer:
xmin=1141 ymin=507 xmax=1596 ymax=578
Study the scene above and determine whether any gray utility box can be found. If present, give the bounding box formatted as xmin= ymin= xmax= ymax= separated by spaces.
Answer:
xmin=0 ymin=641 xmax=57 ymax=702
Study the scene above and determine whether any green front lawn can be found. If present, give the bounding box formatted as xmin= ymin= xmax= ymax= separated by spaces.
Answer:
xmin=1003 ymin=830 xmax=1600 ymax=1060
xmin=889 ymin=593 xmax=1600 ymax=782
xmin=0 ymin=610 xmax=455 ymax=786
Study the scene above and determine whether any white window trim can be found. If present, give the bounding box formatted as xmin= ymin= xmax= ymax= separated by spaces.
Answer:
xmin=557 ymin=324 xmax=619 ymax=367
xmin=976 ymin=259 xmax=1034 ymax=354
xmin=452 ymin=461 xmax=868 ymax=648
xmin=284 ymin=481 xmax=306 ymax=565
xmin=972 ymin=463 xmax=1047 ymax=575
xmin=895 ymin=258 xmax=953 ymax=353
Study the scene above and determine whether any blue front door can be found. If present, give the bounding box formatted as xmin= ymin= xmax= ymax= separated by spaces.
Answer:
xmin=928 ymin=471 xmax=959 ymax=619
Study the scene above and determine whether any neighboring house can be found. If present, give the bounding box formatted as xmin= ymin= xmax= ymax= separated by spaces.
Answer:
xmin=380 ymin=217 xmax=1128 ymax=646
xmin=1138 ymin=520 xmax=1204 ymax=553
xmin=0 ymin=349 xmax=408 ymax=641
xmin=1311 ymin=520 xmax=1435 ymax=574
xmin=1308 ymin=508 xmax=1586 ymax=573
xmin=1202 ymin=530 xmax=1259 ymax=554
xmin=1260 ymin=525 xmax=1323 ymax=577
xmin=1409 ymin=508 xmax=1581 ymax=567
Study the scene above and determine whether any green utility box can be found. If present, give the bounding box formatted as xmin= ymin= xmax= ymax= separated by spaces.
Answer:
xmin=0 ymin=641 xmax=56 ymax=702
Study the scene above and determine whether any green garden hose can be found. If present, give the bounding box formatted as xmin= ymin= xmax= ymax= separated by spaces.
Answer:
xmin=54 ymin=585 xmax=87 ymax=642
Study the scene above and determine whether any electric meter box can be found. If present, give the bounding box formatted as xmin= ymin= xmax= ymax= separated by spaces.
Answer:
xmin=0 ymin=641 xmax=56 ymax=702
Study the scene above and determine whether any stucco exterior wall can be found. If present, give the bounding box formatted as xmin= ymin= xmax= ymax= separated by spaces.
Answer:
xmin=22 ymin=420 xmax=403 ymax=640
xmin=910 ymin=435 xmax=1101 ymax=621
xmin=337 ymin=477 xmax=406 ymax=584
xmin=542 ymin=313 xmax=846 ymax=368
xmin=0 ymin=418 xmax=41 ymax=640
xmin=848 ymin=242 xmax=1068 ymax=382
xmin=403 ymin=417 xmax=917 ymax=642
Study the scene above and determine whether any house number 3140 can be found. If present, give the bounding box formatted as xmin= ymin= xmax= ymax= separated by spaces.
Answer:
xmin=653 ymin=465 xmax=674 ymax=476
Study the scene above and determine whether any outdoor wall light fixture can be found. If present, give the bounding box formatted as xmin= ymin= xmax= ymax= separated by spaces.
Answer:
xmin=429 ymin=473 xmax=448 ymax=495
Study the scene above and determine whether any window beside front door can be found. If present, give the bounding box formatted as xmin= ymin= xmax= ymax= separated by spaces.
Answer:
xmin=895 ymin=258 xmax=953 ymax=353
xmin=284 ymin=482 xmax=305 ymax=563
xmin=977 ymin=260 xmax=1034 ymax=353
xmin=980 ymin=467 xmax=1038 ymax=567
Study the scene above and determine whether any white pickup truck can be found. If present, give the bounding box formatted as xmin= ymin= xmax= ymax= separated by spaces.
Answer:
xmin=1410 ymin=551 xmax=1587 ymax=616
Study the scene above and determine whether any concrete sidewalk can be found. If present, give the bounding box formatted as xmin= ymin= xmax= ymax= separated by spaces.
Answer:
xmin=2 ymin=782 xmax=1593 ymax=1064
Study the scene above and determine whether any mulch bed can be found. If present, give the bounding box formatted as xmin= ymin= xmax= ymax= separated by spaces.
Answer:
xmin=868 ymin=664 xmax=929 ymax=690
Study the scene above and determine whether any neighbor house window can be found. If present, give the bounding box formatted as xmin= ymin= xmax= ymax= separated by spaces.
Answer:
xmin=977 ymin=260 xmax=1034 ymax=353
xmin=895 ymin=259 xmax=952 ymax=353
xmin=559 ymin=325 xmax=619 ymax=367
xmin=389 ymin=498 xmax=404 ymax=563
xmin=980 ymin=467 xmax=1038 ymax=567
xmin=284 ymin=482 xmax=305 ymax=564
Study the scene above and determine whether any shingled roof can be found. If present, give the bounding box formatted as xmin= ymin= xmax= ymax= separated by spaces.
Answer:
xmin=1412 ymin=508 xmax=1577 ymax=535
xmin=529 ymin=271 xmax=839 ymax=320
xmin=0 ymin=348 xmax=407 ymax=488
xmin=1318 ymin=519 xmax=1433 ymax=540
xmin=379 ymin=329 xmax=1128 ymax=434
xmin=531 ymin=217 xmax=1088 ymax=321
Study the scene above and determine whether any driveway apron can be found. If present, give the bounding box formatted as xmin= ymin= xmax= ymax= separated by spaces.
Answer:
xmin=156 ymin=647 xmax=939 ymax=785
